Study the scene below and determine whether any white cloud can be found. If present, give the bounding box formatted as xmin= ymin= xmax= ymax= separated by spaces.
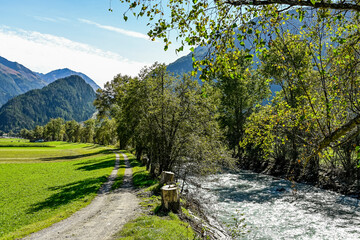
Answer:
xmin=33 ymin=16 xmax=58 ymax=22
xmin=79 ymin=18 xmax=150 ymax=41
xmin=0 ymin=26 xmax=149 ymax=88
xmin=33 ymin=16 xmax=70 ymax=23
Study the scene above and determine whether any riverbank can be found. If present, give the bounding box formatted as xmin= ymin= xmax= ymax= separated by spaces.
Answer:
xmin=239 ymin=157 xmax=360 ymax=199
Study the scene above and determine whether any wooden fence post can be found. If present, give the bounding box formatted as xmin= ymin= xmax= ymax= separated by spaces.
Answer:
xmin=160 ymin=171 xmax=180 ymax=213
xmin=161 ymin=184 xmax=181 ymax=213
xmin=160 ymin=171 xmax=175 ymax=185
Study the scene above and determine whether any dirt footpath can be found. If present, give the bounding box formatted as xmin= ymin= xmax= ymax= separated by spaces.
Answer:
xmin=24 ymin=152 xmax=139 ymax=240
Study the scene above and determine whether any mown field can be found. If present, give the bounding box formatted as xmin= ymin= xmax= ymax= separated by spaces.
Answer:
xmin=0 ymin=139 xmax=117 ymax=239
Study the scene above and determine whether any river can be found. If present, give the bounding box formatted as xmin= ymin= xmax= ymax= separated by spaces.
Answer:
xmin=187 ymin=171 xmax=360 ymax=239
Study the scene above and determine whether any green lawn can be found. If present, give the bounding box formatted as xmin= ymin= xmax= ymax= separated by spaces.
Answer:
xmin=0 ymin=140 xmax=118 ymax=239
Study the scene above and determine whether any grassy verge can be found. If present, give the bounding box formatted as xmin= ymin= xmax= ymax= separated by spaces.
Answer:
xmin=112 ymin=152 xmax=126 ymax=190
xmin=119 ymin=213 xmax=195 ymax=240
xmin=0 ymin=140 xmax=119 ymax=239
xmin=115 ymin=152 xmax=196 ymax=240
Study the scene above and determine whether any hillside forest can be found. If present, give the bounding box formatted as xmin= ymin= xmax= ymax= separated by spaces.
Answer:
xmin=15 ymin=8 xmax=360 ymax=197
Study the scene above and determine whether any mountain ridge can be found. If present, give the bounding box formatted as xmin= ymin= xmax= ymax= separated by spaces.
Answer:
xmin=0 ymin=56 xmax=47 ymax=107
xmin=37 ymin=68 xmax=100 ymax=91
xmin=0 ymin=75 xmax=96 ymax=132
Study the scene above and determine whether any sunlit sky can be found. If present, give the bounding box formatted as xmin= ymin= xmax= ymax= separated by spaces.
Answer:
xmin=0 ymin=0 xmax=189 ymax=87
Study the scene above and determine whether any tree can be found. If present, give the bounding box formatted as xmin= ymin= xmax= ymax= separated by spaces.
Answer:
xmin=20 ymin=128 xmax=34 ymax=141
xmin=94 ymin=118 xmax=117 ymax=145
xmin=95 ymin=63 xmax=233 ymax=177
xmin=33 ymin=126 xmax=44 ymax=140
xmin=241 ymin=25 xmax=360 ymax=181
xmin=118 ymin=0 xmax=359 ymax=68
xmin=214 ymin=51 xmax=270 ymax=158
xmin=81 ymin=119 xmax=96 ymax=143
xmin=44 ymin=118 xmax=65 ymax=141
xmin=94 ymin=74 xmax=147 ymax=149
xmin=64 ymin=120 xmax=80 ymax=142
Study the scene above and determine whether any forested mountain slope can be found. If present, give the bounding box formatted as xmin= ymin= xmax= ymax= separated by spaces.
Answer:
xmin=0 ymin=75 xmax=96 ymax=132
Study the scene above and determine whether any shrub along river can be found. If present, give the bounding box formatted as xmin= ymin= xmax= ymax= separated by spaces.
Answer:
xmin=188 ymin=171 xmax=360 ymax=239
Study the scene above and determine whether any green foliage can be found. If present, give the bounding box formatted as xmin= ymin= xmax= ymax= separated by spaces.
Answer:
xmin=214 ymin=51 xmax=270 ymax=157
xmin=81 ymin=119 xmax=96 ymax=143
xmin=224 ymin=210 xmax=249 ymax=239
xmin=119 ymin=0 xmax=359 ymax=81
xmin=0 ymin=75 xmax=96 ymax=133
xmin=0 ymin=141 xmax=116 ymax=239
xmin=95 ymin=118 xmax=117 ymax=146
xmin=22 ymin=116 xmax=118 ymax=146
xmin=241 ymin=16 xmax=360 ymax=183
xmin=44 ymin=118 xmax=65 ymax=141
xmin=117 ymin=0 xmax=360 ymax=182
xmin=95 ymin=63 xmax=233 ymax=178
xmin=64 ymin=120 xmax=80 ymax=142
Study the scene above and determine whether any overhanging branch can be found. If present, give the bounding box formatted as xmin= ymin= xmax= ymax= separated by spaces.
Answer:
xmin=224 ymin=0 xmax=360 ymax=12
xmin=306 ymin=114 xmax=360 ymax=161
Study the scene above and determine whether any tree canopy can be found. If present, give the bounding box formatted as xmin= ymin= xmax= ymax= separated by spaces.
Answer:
xmin=116 ymin=0 xmax=360 ymax=164
xmin=95 ymin=63 xmax=233 ymax=177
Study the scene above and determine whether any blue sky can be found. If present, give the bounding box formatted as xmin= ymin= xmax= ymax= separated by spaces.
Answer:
xmin=0 ymin=0 xmax=188 ymax=87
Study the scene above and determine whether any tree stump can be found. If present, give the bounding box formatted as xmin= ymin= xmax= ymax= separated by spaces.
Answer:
xmin=161 ymin=184 xmax=181 ymax=213
xmin=160 ymin=171 xmax=175 ymax=185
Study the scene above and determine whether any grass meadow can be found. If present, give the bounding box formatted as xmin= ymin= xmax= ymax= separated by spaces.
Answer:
xmin=0 ymin=139 xmax=117 ymax=239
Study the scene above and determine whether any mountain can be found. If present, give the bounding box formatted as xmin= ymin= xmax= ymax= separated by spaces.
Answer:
xmin=38 ymin=68 xmax=100 ymax=91
xmin=167 ymin=46 xmax=209 ymax=77
xmin=0 ymin=75 xmax=96 ymax=132
xmin=0 ymin=56 xmax=47 ymax=107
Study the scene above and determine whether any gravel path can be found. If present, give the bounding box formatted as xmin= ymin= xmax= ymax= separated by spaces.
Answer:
xmin=23 ymin=152 xmax=139 ymax=240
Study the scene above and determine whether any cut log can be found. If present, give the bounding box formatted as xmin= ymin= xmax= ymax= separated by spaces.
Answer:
xmin=160 ymin=171 xmax=175 ymax=185
xmin=161 ymin=184 xmax=181 ymax=213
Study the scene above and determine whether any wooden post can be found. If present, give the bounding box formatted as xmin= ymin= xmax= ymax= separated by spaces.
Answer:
xmin=160 ymin=171 xmax=175 ymax=186
xmin=161 ymin=184 xmax=181 ymax=213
